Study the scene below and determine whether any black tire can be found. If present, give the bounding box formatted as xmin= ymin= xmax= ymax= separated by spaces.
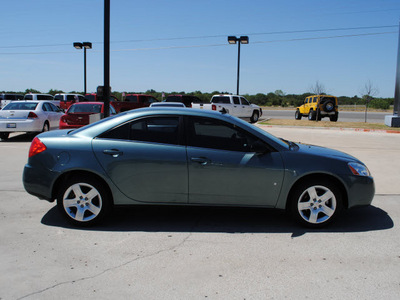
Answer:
xmin=308 ymin=110 xmax=316 ymax=121
xmin=316 ymin=110 xmax=322 ymax=121
xmin=250 ymin=111 xmax=259 ymax=123
xmin=0 ymin=132 xmax=10 ymax=140
xmin=289 ymin=179 xmax=343 ymax=228
xmin=42 ymin=122 xmax=50 ymax=133
xmin=329 ymin=113 xmax=338 ymax=122
xmin=295 ymin=110 xmax=302 ymax=120
xmin=56 ymin=175 xmax=112 ymax=226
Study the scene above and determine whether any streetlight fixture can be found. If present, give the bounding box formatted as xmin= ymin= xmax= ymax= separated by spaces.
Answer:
xmin=73 ymin=42 xmax=92 ymax=94
xmin=227 ymin=36 xmax=249 ymax=95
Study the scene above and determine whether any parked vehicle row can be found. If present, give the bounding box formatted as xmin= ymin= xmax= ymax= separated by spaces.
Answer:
xmin=0 ymin=92 xmax=264 ymax=140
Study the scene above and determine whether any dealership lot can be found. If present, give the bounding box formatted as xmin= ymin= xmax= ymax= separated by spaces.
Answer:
xmin=1 ymin=127 xmax=400 ymax=299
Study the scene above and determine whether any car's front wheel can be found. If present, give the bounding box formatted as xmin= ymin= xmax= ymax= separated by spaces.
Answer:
xmin=250 ymin=111 xmax=259 ymax=123
xmin=289 ymin=179 xmax=343 ymax=228
xmin=57 ymin=175 xmax=112 ymax=226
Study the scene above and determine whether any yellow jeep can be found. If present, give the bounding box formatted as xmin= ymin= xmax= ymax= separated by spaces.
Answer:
xmin=295 ymin=95 xmax=338 ymax=122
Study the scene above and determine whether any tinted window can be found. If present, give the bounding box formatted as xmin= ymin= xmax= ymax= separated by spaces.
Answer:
xmin=187 ymin=117 xmax=261 ymax=152
xmin=125 ymin=95 xmax=138 ymax=103
xmin=4 ymin=102 xmax=38 ymax=110
xmin=212 ymin=96 xmax=230 ymax=104
xmin=67 ymin=95 xmax=76 ymax=101
xmin=85 ymin=95 xmax=96 ymax=101
xmin=54 ymin=95 xmax=63 ymax=101
xmin=101 ymin=117 xmax=180 ymax=145
xmin=78 ymin=95 xmax=85 ymax=102
xmin=165 ymin=96 xmax=181 ymax=102
xmin=24 ymin=95 xmax=33 ymax=100
xmin=69 ymin=104 xmax=102 ymax=113
xmin=49 ymin=103 xmax=60 ymax=111
xmin=233 ymin=97 xmax=240 ymax=105
xmin=37 ymin=95 xmax=53 ymax=101
xmin=240 ymin=97 xmax=250 ymax=105
xmin=3 ymin=94 xmax=23 ymax=100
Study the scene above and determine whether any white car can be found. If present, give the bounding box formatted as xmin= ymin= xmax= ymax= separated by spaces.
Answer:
xmin=0 ymin=101 xmax=64 ymax=140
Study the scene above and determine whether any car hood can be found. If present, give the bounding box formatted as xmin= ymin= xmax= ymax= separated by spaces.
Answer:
xmin=295 ymin=142 xmax=360 ymax=162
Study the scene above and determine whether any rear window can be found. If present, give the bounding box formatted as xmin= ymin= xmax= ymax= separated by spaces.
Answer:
xmin=68 ymin=104 xmax=102 ymax=113
xmin=3 ymin=102 xmax=38 ymax=110
xmin=85 ymin=95 xmax=96 ymax=101
xmin=212 ymin=96 xmax=230 ymax=104
xmin=37 ymin=95 xmax=54 ymax=101
xmin=2 ymin=94 xmax=23 ymax=100
xmin=125 ymin=95 xmax=138 ymax=103
xmin=165 ymin=96 xmax=181 ymax=102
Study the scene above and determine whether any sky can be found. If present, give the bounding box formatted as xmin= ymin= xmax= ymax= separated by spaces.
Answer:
xmin=1 ymin=0 xmax=400 ymax=98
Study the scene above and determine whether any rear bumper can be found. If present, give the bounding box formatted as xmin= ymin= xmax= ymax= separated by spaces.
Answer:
xmin=23 ymin=164 xmax=58 ymax=201
xmin=0 ymin=119 xmax=43 ymax=132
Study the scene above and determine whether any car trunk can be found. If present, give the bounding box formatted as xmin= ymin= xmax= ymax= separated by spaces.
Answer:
xmin=63 ymin=113 xmax=91 ymax=126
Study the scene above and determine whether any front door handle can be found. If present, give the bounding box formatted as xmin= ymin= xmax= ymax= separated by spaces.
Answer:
xmin=191 ymin=157 xmax=210 ymax=166
xmin=103 ymin=149 xmax=123 ymax=157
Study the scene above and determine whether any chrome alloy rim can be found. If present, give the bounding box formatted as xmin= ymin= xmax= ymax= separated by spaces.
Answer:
xmin=297 ymin=185 xmax=337 ymax=224
xmin=63 ymin=183 xmax=102 ymax=222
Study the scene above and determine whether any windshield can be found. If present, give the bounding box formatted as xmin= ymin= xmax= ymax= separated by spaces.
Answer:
xmin=3 ymin=102 xmax=38 ymax=110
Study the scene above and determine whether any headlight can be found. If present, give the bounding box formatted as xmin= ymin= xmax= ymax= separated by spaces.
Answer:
xmin=348 ymin=162 xmax=370 ymax=176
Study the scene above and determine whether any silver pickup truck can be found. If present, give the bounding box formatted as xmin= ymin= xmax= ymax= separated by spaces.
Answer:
xmin=191 ymin=94 xmax=262 ymax=123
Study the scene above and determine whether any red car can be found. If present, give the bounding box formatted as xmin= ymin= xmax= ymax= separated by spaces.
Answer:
xmin=59 ymin=102 xmax=116 ymax=129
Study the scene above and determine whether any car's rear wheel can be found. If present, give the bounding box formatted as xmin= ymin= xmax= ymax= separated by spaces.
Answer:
xmin=290 ymin=179 xmax=343 ymax=228
xmin=250 ymin=111 xmax=259 ymax=123
xmin=0 ymin=132 xmax=9 ymax=140
xmin=57 ymin=175 xmax=112 ymax=226
xmin=42 ymin=122 xmax=49 ymax=132
xmin=329 ymin=113 xmax=339 ymax=122
xmin=295 ymin=110 xmax=302 ymax=120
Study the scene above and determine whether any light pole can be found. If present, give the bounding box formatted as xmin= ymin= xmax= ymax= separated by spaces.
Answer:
xmin=227 ymin=36 xmax=249 ymax=95
xmin=73 ymin=42 xmax=92 ymax=95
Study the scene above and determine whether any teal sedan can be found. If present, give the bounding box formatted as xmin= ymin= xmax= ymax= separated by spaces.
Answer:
xmin=23 ymin=108 xmax=374 ymax=228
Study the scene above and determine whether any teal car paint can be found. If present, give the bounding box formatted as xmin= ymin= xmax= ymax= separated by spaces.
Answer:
xmin=23 ymin=108 xmax=374 ymax=228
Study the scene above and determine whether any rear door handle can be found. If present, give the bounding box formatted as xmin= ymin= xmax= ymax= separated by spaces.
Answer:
xmin=103 ymin=149 xmax=123 ymax=157
xmin=191 ymin=157 xmax=210 ymax=166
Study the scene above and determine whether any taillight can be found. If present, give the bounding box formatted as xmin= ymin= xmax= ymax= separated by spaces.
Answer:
xmin=29 ymin=137 xmax=47 ymax=157
xmin=212 ymin=104 xmax=216 ymax=111
xmin=28 ymin=112 xmax=38 ymax=119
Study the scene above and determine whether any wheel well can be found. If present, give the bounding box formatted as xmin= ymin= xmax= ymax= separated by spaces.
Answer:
xmin=52 ymin=170 xmax=114 ymax=204
xmin=286 ymin=174 xmax=348 ymax=210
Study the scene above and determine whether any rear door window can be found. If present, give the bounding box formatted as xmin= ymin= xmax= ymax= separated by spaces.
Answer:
xmin=100 ymin=116 xmax=181 ymax=146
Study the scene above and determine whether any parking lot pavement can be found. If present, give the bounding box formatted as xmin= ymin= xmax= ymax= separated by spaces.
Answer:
xmin=1 ymin=129 xmax=399 ymax=300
